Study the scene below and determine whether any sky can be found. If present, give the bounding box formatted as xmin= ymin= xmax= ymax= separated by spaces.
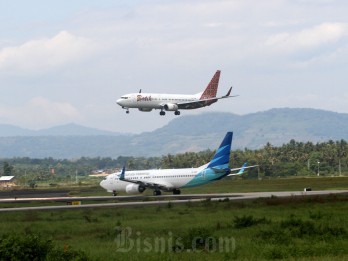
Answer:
xmin=0 ymin=0 xmax=347 ymax=133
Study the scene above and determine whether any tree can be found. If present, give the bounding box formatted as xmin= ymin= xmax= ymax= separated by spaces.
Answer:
xmin=3 ymin=161 xmax=14 ymax=175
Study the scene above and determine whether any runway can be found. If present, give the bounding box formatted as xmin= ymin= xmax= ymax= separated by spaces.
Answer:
xmin=0 ymin=190 xmax=347 ymax=212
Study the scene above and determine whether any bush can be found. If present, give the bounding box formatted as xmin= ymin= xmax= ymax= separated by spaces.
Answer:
xmin=233 ymin=215 xmax=269 ymax=229
xmin=280 ymin=215 xmax=316 ymax=237
xmin=0 ymin=233 xmax=89 ymax=261
xmin=47 ymin=245 xmax=89 ymax=261
xmin=0 ymin=233 xmax=52 ymax=261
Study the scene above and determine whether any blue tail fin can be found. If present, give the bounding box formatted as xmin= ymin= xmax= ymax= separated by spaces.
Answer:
xmin=119 ymin=166 xmax=126 ymax=180
xmin=207 ymin=132 xmax=233 ymax=168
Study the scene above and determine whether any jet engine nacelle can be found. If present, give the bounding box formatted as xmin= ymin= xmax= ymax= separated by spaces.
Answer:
xmin=164 ymin=103 xmax=178 ymax=111
xmin=138 ymin=108 xmax=152 ymax=112
xmin=125 ymin=184 xmax=146 ymax=194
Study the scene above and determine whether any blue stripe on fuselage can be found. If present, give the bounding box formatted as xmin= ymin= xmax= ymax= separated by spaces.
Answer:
xmin=182 ymin=165 xmax=229 ymax=188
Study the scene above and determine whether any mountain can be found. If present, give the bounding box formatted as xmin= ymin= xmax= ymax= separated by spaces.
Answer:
xmin=0 ymin=108 xmax=348 ymax=158
xmin=128 ymin=108 xmax=348 ymax=155
xmin=0 ymin=123 xmax=121 ymax=137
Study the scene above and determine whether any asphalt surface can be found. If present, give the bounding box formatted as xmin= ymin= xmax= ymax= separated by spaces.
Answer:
xmin=0 ymin=189 xmax=69 ymax=199
xmin=0 ymin=190 xmax=347 ymax=212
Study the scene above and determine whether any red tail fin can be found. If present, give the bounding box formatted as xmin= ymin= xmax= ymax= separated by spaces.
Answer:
xmin=200 ymin=70 xmax=221 ymax=100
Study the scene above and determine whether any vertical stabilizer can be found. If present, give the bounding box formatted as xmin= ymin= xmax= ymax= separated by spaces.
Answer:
xmin=207 ymin=132 xmax=233 ymax=168
xmin=119 ymin=166 xmax=126 ymax=180
xmin=200 ymin=70 xmax=221 ymax=100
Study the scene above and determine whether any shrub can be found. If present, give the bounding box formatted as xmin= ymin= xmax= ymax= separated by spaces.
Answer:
xmin=0 ymin=233 xmax=52 ymax=261
xmin=47 ymin=245 xmax=89 ymax=261
xmin=0 ymin=233 xmax=89 ymax=261
xmin=280 ymin=215 xmax=316 ymax=237
xmin=233 ymin=215 xmax=269 ymax=229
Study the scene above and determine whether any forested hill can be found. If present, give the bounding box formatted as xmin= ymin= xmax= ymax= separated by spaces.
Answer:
xmin=0 ymin=108 xmax=348 ymax=158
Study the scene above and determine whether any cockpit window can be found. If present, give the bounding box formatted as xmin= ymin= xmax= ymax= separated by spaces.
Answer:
xmin=121 ymin=96 xmax=129 ymax=99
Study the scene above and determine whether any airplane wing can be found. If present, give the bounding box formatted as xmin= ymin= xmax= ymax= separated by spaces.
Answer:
xmin=176 ymin=87 xmax=238 ymax=110
xmin=228 ymin=162 xmax=259 ymax=176
xmin=119 ymin=167 xmax=175 ymax=191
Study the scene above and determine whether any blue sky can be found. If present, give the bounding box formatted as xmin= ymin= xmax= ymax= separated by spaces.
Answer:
xmin=0 ymin=0 xmax=347 ymax=133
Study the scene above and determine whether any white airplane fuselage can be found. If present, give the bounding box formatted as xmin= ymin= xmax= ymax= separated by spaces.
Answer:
xmin=100 ymin=166 xmax=219 ymax=195
xmin=117 ymin=93 xmax=199 ymax=111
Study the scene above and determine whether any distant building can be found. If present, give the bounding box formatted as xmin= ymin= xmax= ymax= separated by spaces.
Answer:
xmin=0 ymin=176 xmax=16 ymax=188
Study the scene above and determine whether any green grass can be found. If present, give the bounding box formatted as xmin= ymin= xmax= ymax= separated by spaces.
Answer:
xmin=1 ymin=176 xmax=347 ymax=260
xmin=0 ymin=193 xmax=347 ymax=260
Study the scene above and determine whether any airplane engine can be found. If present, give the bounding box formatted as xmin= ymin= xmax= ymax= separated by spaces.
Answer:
xmin=138 ymin=108 xmax=152 ymax=112
xmin=164 ymin=103 xmax=178 ymax=111
xmin=125 ymin=184 xmax=146 ymax=194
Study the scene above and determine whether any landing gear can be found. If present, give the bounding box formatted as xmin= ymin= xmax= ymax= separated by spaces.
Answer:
xmin=160 ymin=111 xmax=166 ymax=116
xmin=112 ymin=191 xmax=118 ymax=196
xmin=174 ymin=111 xmax=181 ymax=115
xmin=173 ymin=189 xmax=181 ymax=195
xmin=122 ymin=107 xmax=130 ymax=114
xmin=153 ymin=190 xmax=162 ymax=196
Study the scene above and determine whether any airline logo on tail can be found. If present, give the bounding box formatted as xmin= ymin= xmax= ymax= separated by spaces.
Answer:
xmin=207 ymin=131 xmax=232 ymax=169
xmin=200 ymin=70 xmax=220 ymax=100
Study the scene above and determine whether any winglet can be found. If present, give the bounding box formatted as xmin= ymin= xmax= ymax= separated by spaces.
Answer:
xmin=228 ymin=162 xmax=259 ymax=176
xmin=119 ymin=166 xmax=126 ymax=180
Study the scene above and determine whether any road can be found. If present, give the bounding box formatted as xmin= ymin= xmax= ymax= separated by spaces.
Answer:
xmin=0 ymin=190 xmax=347 ymax=212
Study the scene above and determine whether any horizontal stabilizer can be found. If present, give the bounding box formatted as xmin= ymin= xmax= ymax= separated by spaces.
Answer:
xmin=228 ymin=162 xmax=259 ymax=176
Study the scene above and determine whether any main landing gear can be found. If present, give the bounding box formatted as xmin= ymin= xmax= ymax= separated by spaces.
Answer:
xmin=112 ymin=191 xmax=118 ymax=196
xmin=153 ymin=190 xmax=162 ymax=196
xmin=159 ymin=110 xmax=181 ymax=116
xmin=152 ymin=189 xmax=181 ymax=196
xmin=173 ymin=189 xmax=181 ymax=195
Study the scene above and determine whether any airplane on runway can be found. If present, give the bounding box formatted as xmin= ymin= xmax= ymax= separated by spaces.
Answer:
xmin=116 ymin=70 xmax=237 ymax=116
xmin=100 ymin=132 xmax=257 ymax=196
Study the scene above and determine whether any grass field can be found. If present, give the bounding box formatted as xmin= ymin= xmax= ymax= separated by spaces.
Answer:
xmin=0 ymin=177 xmax=347 ymax=260
xmin=0 ymin=194 xmax=347 ymax=260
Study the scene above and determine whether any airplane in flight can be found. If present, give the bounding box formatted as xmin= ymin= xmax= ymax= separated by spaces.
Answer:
xmin=116 ymin=70 xmax=237 ymax=116
xmin=100 ymin=132 xmax=257 ymax=196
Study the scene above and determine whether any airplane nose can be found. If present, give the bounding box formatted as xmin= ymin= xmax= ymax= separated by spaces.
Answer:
xmin=116 ymin=99 xmax=124 ymax=106
xmin=100 ymin=180 xmax=107 ymax=189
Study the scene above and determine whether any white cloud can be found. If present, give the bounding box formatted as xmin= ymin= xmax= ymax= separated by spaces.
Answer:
xmin=0 ymin=97 xmax=81 ymax=129
xmin=1 ymin=1 xmax=348 ymax=133
xmin=265 ymin=23 xmax=347 ymax=52
xmin=0 ymin=31 xmax=97 ymax=74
